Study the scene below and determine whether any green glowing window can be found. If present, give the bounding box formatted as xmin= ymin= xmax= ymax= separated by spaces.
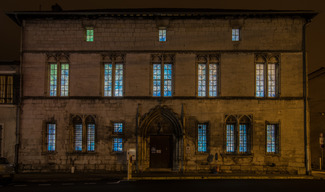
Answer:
xmin=86 ymin=28 xmax=94 ymax=42
xmin=49 ymin=63 xmax=69 ymax=97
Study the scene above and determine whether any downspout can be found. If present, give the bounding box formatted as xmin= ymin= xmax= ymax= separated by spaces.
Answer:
xmin=15 ymin=15 xmax=23 ymax=172
xmin=303 ymin=18 xmax=311 ymax=175
xmin=135 ymin=104 xmax=139 ymax=172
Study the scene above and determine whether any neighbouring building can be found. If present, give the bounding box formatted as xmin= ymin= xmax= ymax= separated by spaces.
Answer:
xmin=7 ymin=8 xmax=317 ymax=174
xmin=0 ymin=61 xmax=20 ymax=164
xmin=308 ymin=68 xmax=325 ymax=170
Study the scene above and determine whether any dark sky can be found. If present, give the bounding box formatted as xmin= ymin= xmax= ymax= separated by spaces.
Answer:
xmin=1 ymin=0 xmax=324 ymax=72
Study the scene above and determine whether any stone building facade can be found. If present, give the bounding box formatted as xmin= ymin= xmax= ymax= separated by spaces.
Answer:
xmin=7 ymin=9 xmax=317 ymax=174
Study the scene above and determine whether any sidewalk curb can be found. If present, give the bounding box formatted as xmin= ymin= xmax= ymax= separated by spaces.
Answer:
xmin=127 ymin=176 xmax=314 ymax=180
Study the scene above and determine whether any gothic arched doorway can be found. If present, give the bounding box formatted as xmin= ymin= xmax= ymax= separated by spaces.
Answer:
xmin=137 ymin=105 xmax=183 ymax=171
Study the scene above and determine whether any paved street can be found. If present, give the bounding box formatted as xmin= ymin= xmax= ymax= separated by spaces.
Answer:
xmin=1 ymin=179 xmax=325 ymax=192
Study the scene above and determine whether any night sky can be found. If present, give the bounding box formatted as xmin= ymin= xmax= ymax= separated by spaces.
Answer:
xmin=1 ymin=0 xmax=324 ymax=73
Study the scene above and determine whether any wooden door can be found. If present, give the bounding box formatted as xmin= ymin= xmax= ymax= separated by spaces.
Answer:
xmin=150 ymin=135 xmax=172 ymax=168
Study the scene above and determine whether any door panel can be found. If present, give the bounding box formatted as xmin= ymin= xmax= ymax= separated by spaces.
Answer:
xmin=150 ymin=135 xmax=172 ymax=168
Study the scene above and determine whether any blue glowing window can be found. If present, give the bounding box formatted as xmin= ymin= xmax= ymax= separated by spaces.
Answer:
xmin=226 ymin=124 xmax=235 ymax=153
xmin=60 ymin=64 xmax=69 ymax=96
xmin=87 ymin=124 xmax=95 ymax=152
xmin=267 ymin=124 xmax=279 ymax=153
xmin=153 ymin=64 xmax=161 ymax=97
xmin=232 ymin=29 xmax=240 ymax=41
xmin=159 ymin=29 xmax=166 ymax=42
xmin=163 ymin=64 xmax=172 ymax=97
xmin=49 ymin=64 xmax=57 ymax=96
xmin=75 ymin=124 xmax=82 ymax=151
xmin=104 ymin=64 xmax=113 ymax=96
xmin=47 ymin=124 xmax=56 ymax=151
xmin=198 ymin=124 xmax=207 ymax=152
xmin=239 ymin=124 xmax=247 ymax=153
xmin=268 ymin=64 xmax=276 ymax=97
xmin=114 ymin=64 xmax=123 ymax=97
xmin=256 ymin=63 xmax=265 ymax=97
xmin=113 ymin=138 xmax=123 ymax=152
xmin=114 ymin=123 xmax=123 ymax=133
xmin=198 ymin=64 xmax=206 ymax=97
xmin=209 ymin=64 xmax=217 ymax=97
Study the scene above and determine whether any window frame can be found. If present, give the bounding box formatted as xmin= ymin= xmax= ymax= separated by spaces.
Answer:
xmin=111 ymin=121 xmax=125 ymax=153
xmin=224 ymin=115 xmax=252 ymax=155
xmin=0 ymin=75 xmax=14 ymax=104
xmin=42 ymin=120 xmax=57 ymax=154
xmin=158 ymin=28 xmax=167 ymax=42
xmin=265 ymin=122 xmax=280 ymax=155
xmin=232 ymin=28 xmax=240 ymax=41
xmin=48 ymin=62 xmax=70 ymax=97
xmin=86 ymin=116 xmax=96 ymax=152
xmin=71 ymin=115 xmax=96 ymax=153
xmin=85 ymin=27 xmax=94 ymax=42
xmin=255 ymin=54 xmax=280 ymax=98
xmin=102 ymin=55 xmax=125 ymax=97
xmin=196 ymin=54 xmax=220 ymax=97
xmin=47 ymin=123 xmax=56 ymax=152
xmin=151 ymin=54 xmax=175 ymax=97
xmin=196 ymin=122 xmax=209 ymax=154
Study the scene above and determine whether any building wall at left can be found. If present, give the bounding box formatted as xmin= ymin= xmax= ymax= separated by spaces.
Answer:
xmin=0 ymin=61 xmax=19 ymax=164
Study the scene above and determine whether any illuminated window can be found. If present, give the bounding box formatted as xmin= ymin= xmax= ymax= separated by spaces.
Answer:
xmin=0 ymin=75 xmax=14 ymax=104
xmin=153 ymin=63 xmax=172 ymax=97
xmin=226 ymin=124 xmax=235 ymax=153
xmin=49 ymin=63 xmax=69 ymax=97
xmin=104 ymin=63 xmax=123 ymax=97
xmin=60 ymin=64 xmax=69 ymax=96
xmin=198 ymin=124 xmax=207 ymax=152
xmin=112 ymin=123 xmax=123 ymax=152
xmin=226 ymin=116 xmax=251 ymax=154
xmin=266 ymin=124 xmax=279 ymax=154
xmin=198 ymin=63 xmax=218 ymax=97
xmin=86 ymin=28 xmax=94 ymax=42
xmin=86 ymin=116 xmax=96 ymax=152
xmin=152 ymin=54 xmax=174 ymax=97
xmin=153 ymin=64 xmax=161 ymax=96
xmin=114 ymin=123 xmax=123 ymax=133
xmin=255 ymin=55 xmax=279 ymax=98
xmin=159 ymin=29 xmax=166 ymax=42
xmin=73 ymin=116 xmax=96 ymax=152
xmin=197 ymin=55 xmax=219 ymax=97
xmin=113 ymin=138 xmax=123 ymax=152
xmin=47 ymin=124 xmax=56 ymax=152
xmin=74 ymin=123 xmax=83 ymax=152
xmin=232 ymin=28 xmax=240 ymax=41
xmin=239 ymin=124 xmax=247 ymax=153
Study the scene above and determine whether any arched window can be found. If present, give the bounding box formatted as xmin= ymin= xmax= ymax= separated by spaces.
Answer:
xmin=73 ymin=116 xmax=83 ymax=152
xmin=86 ymin=116 xmax=96 ymax=152
xmin=255 ymin=54 xmax=279 ymax=98
xmin=225 ymin=115 xmax=252 ymax=154
xmin=239 ymin=116 xmax=251 ymax=153
xmin=226 ymin=116 xmax=237 ymax=153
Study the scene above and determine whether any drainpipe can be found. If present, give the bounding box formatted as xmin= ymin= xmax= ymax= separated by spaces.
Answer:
xmin=15 ymin=16 xmax=23 ymax=172
xmin=135 ymin=104 xmax=139 ymax=172
xmin=303 ymin=18 xmax=311 ymax=175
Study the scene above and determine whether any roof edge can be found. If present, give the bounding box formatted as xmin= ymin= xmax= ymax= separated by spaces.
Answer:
xmin=6 ymin=8 xmax=318 ymax=26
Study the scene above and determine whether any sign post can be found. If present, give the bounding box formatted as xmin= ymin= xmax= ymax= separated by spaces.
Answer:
xmin=320 ymin=133 xmax=324 ymax=170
